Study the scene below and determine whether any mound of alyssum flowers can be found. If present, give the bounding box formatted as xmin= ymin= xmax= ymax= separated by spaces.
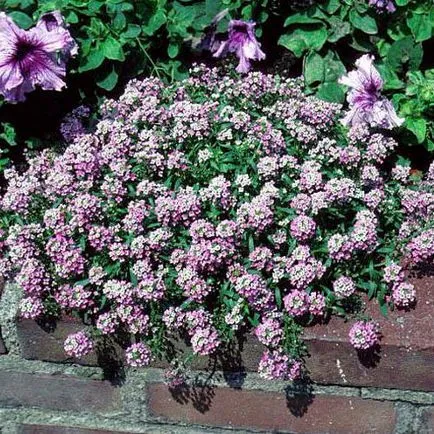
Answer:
xmin=1 ymin=65 xmax=433 ymax=382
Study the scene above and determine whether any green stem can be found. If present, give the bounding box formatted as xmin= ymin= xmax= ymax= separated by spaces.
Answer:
xmin=136 ymin=37 xmax=161 ymax=79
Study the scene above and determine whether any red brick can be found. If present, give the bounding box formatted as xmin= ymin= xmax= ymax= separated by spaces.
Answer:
xmin=304 ymin=273 xmax=434 ymax=350
xmin=304 ymin=335 xmax=434 ymax=391
xmin=15 ymin=275 xmax=434 ymax=391
xmin=148 ymin=383 xmax=396 ymax=433
xmin=303 ymin=273 xmax=434 ymax=391
xmin=16 ymin=317 xmax=98 ymax=365
xmin=0 ymin=370 xmax=120 ymax=413
xmin=421 ymin=407 xmax=434 ymax=434
xmin=19 ymin=426 xmax=135 ymax=434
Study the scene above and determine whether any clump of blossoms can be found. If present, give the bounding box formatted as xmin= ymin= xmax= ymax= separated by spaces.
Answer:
xmin=1 ymin=65 xmax=432 ymax=380
xmin=349 ymin=321 xmax=380 ymax=350
xmin=368 ymin=0 xmax=396 ymax=13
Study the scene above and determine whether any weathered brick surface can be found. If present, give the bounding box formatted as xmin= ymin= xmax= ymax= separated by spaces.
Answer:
xmin=0 ymin=370 xmax=120 ymax=413
xmin=303 ymin=273 xmax=434 ymax=391
xmin=305 ymin=339 xmax=434 ymax=391
xmin=19 ymin=426 xmax=134 ymax=434
xmin=421 ymin=407 xmax=434 ymax=434
xmin=0 ymin=279 xmax=6 ymax=355
xmin=0 ymin=328 xmax=6 ymax=355
xmin=148 ymin=383 xmax=396 ymax=433
xmin=16 ymin=316 xmax=98 ymax=365
xmin=15 ymin=274 xmax=434 ymax=391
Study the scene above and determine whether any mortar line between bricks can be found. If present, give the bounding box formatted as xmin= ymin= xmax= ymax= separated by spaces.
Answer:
xmin=0 ymin=407 xmax=272 ymax=434
xmin=1 ymin=355 xmax=434 ymax=406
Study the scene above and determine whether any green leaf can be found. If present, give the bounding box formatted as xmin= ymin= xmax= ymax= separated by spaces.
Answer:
xmin=8 ymin=11 xmax=33 ymax=29
xmin=279 ymin=26 xmax=328 ymax=57
xmin=367 ymin=281 xmax=377 ymax=299
xmin=97 ymin=66 xmax=119 ymax=90
xmin=278 ymin=34 xmax=306 ymax=57
xmin=377 ymin=64 xmax=405 ymax=90
xmin=123 ymin=24 xmax=141 ymax=39
xmin=406 ymin=118 xmax=427 ymax=143
xmin=322 ymin=0 xmax=341 ymax=14
xmin=386 ymin=37 xmax=423 ymax=72
xmin=304 ymin=52 xmax=325 ymax=85
xmin=327 ymin=16 xmax=351 ymax=43
xmin=129 ymin=267 xmax=138 ymax=286
xmin=275 ymin=287 xmax=282 ymax=309
xmin=349 ymin=10 xmax=378 ymax=34
xmin=66 ymin=11 xmax=79 ymax=24
xmin=88 ymin=0 xmax=104 ymax=13
xmin=379 ymin=300 xmax=389 ymax=318
xmin=317 ymin=82 xmax=345 ymax=103
xmin=407 ymin=12 xmax=432 ymax=42
xmin=350 ymin=30 xmax=375 ymax=52
xmin=143 ymin=10 xmax=167 ymax=36
xmin=323 ymin=50 xmax=346 ymax=82
xmin=113 ymin=11 xmax=127 ymax=31
xmin=102 ymin=36 xmax=125 ymax=61
xmin=248 ymin=234 xmax=254 ymax=252
xmin=0 ymin=123 xmax=17 ymax=147
xmin=0 ymin=158 xmax=10 ymax=171
xmin=74 ymin=278 xmax=90 ymax=287
xmin=284 ymin=13 xmax=322 ymax=26
xmin=79 ymin=48 xmax=105 ymax=72
xmin=167 ymin=42 xmax=179 ymax=58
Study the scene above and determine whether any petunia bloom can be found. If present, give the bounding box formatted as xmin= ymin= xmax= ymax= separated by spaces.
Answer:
xmin=368 ymin=0 xmax=396 ymax=13
xmin=339 ymin=54 xmax=404 ymax=129
xmin=213 ymin=19 xmax=265 ymax=73
xmin=36 ymin=11 xmax=78 ymax=57
xmin=0 ymin=11 xmax=77 ymax=102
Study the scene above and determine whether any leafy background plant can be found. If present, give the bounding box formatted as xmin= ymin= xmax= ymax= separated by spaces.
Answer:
xmin=275 ymin=0 xmax=434 ymax=151
xmin=0 ymin=0 xmax=433 ymax=170
xmin=0 ymin=0 xmax=245 ymax=165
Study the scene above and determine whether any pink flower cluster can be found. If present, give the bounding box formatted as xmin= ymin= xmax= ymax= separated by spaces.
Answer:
xmin=64 ymin=331 xmax=94 ymax=358
xmin=125 ymin=342 xmax=152 ymax=367
xmin=349 ymin=321 xmax=380 ymax=350
xmin=1 ymin=65 xmax=431 ymax=379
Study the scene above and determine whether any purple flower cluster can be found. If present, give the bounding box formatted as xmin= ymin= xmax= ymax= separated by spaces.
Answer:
xmin=406 ymin=229 xmax=434 ymax=264
xmin=64 ymin=331 xmax=94 ymax=358
xmin=333 ymin=276 xmax=356 ymax=299
xmin=369 ymin=0 xmax=396 ymax=13
xmin=258 ymin=349 xmax=302 ymax=381
xmin=125 ymin=342 xmax=152 ymax=367
xmin=349 ymin=321 xmax=380 ymax=350
xmin=1 ymin=65 xmax=431 ymax=379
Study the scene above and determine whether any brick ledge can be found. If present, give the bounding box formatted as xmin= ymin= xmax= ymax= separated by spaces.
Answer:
xmin=10 ymin=273 xmax=434 ymax=392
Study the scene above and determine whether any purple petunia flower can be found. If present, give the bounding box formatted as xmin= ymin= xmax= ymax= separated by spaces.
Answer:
xmin=37 ymin=11 xmax=78 ymax=57
xmin=213 ymin=19 xmax=265 ymax=73
xmin=0 ymin=11 xmax=77 ymax=102
xmin=339 ymin=54 xmax=404 ymax=129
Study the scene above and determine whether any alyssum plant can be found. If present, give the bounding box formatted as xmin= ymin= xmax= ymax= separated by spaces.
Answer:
xmin=1 ymin=65 xmax=433 ymax=383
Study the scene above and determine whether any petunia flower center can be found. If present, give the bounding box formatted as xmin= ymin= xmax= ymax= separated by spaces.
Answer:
xmin=15 ymin=40 xmax=37 ymax=62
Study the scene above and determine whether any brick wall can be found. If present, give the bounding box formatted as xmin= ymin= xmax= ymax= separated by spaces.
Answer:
xmin=0 ymin=274 xmax=433 ymax=434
